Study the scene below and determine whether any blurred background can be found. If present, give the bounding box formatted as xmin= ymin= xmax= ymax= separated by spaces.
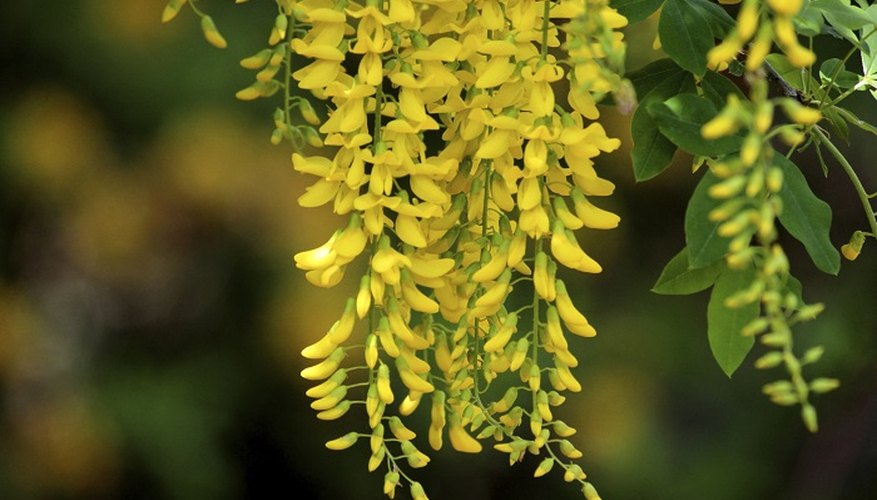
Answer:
xmin=0 ymin=1 xmax=875 ymax=499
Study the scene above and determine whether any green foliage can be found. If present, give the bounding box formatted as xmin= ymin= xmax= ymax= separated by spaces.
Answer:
xmin=775 ymin=154 xmax=841 ymax=275
xmin=652 ymin=248 xmax=724 ymax=295
xmin=701 ymin=71 xmax=746 ymax=108
xmin=685 ymin=171 xmax=732 ymax=269
xmin=648 ymin=94 xmax=742 ymax=156
xmin=613 ymin=0 xmax=664 ymax=24
xmin=819 ymin=59 xmax=861 ymax=89
xmin=612 ymin=0 xmax=664 ymax=24
xmin=629 ymin=59 xmax=693 ymax=181
xmin=626 ymin=0 xmax=877 ymax=395
xmin=810 ymin=0 xmax=874 ymax=35
xmin=657 ymin=0 xmax=714 ymax=77
xmin=708 ymin=265 xmax=758 ymax=378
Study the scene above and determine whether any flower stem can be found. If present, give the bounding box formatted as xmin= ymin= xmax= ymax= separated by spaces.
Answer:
xmin=540 ymin=0 xmax=550 ymax=60
xmin=812 ymin=127 xmax=877 ymax=237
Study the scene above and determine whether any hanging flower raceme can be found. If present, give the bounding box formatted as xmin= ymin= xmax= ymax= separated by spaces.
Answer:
xmin=708 ymin=0 xmax=815 ymax=70
xmin=698 ymin=0 xmax=838 ymax=431
xmin=165 ymin=0 xmax=627 ymax=498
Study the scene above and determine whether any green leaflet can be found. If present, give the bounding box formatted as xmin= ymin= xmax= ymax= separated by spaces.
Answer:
xmin=701 ymin=71 xmax=746 ymax=109
xmin=612 ymin=0 xmax=664 ymax=24
xmin=630 ymin=109 xmax=679 ymax=182
xmin=652 ymin=247 xmax=725 ymax=295
xmin=648 ymin=94 xmax=742 ymax=157
xmin=819 ymin=58 xmax=861 ymax=90
xmin=811 ymin=0 xmax=873 ymax=30
xmin=795 ymin=3 xmax=826 ymax=37
xmin=630 ymin=60 xmax=694 ymax=181
xmin=834 ymin=106 xmax=877 ymax=136
xmin=823 ymin=107 xmax=850 ymax=144
xmin=689 ymin=0 xmax=735 ymax=39
xmin=628 ymin=58 xmax=686 ymax=99
xmin=685 ymin=170 xmax=732 ymax=269
xmin=658 ymin=0 xmax=713 ymax=77
xmin=708 ymin=264 xmax=758 ymax=378
xmin=764 ymin=54 xmax=811 ymax=95
xmin=775 ymin=154 xmax=841 ymax=275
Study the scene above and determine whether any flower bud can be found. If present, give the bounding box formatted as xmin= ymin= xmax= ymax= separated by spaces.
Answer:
xmin=583 ymin=482 xmax=601 ymax=500
xmin=200 ymin=15 xmax=227 ymax=49
xmin=559 ymin=439 xmax=583 ymax=459
xmin=781 ymin=99 xmax=822 ymax=125
xmin=768 ymin=0 xmax=803 ymax=16
xmin=325 ymin=432 xmax=358 ymax=450
xmin=383 ymin=471 xmax=400 ymax=497
xmin=801 ymin=346 xmax=824 ymax=365
xmin=534 ymin=457 xmax=555 ymax=478
xmin=809 ymin=378 xmax=840 ymax=394
xmin=737 ymin=1 xmax=759 ymax=40
xmin=161 ymin=0 xmax=187 ymax=23
xmin=801 ymin=403 xmax=818 ymax=432
xmin=754 ymin=351 xmax=783 ymax=369
xmin=841 ymin=230 xmax=866 ymax=261
xmin=240 ymin=48 xmax=272 ymax=69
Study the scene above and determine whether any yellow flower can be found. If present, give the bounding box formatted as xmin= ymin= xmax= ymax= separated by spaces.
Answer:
xmin=707 ymin=37 xmax=742 ymax=69
xmin=570 ymin=188 xmax=620 ymax=229
xmin=293 ymin=59 xmax=344 ymax=90
xmin=736 ymin=1 xmax=759 ymax=41
xmin=767 ymin=0 xmax=803 ymax=17
xmin=781 ymin=99 xmax=822 ymax=125
xmin=325 ymin=432 xmax=359 ymax=451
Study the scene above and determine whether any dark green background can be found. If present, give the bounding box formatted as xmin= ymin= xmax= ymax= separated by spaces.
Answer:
xmin=0 ymin=1 xmax=875 ymax=499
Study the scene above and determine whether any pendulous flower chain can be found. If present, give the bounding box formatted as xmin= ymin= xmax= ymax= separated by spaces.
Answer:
xmin=164 ymin=0 xmax=628 ymax=497
xmin=701 ymin=0 xmax=839 ymax=432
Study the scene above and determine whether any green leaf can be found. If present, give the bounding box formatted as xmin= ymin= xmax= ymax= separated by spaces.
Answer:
xmin=708 ymin=265 xmax=759 ymax=378
xmin=628 ymin=58 xmax=686 ymax=99
xmin=728 ymin=59 xmax=746 ymax=77
xmin=775 ymin=154 xmax=841 ymax=275
xmin=658 ymin=0 xmax=714 ymax=77
xmin=648 ymin=94 xmax=742 ymax=156
xmin=652 ymin=248 xmax=725 ymax=295
xmin=685 ymin=170 xmax=732 ymax=268
xmin=834 ymin=106 xmax=877 ymax=136
xmin=858 ymin=6 xmax=877 ymax=100
xmin=811 ymin=0 xmax=873 ymax=30
xmin=612 ymin=0 xmax=665 ymax=24
xmin=631 ymin=109 xmax=679 ymax=182
xmin=701 ymin=70 xmax=746 ymax=109
xmin=631 ymin=64 xmax=695 ymax=181
xmin=823 ymin=106 xmax=850 ymax=144
xmin=765 ymin=54 xmax=806 ymax=92
xmin=795 ymin=4 xmax=826 ymax=37
xmin=819 ymin=58 xmax=861 ymax=90
xmin=689 ymin=0 xmax=735 ymax=39
xmin=815 ymin=142 xmax=830 ymax=177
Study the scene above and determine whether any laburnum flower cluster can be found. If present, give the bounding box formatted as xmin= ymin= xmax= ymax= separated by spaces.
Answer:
xmin=699 ymin=0 xmax=839 ymax=432
xmin=710 ymin=0 xmax=815 ymax=70
xmin=165 ymin=0 xmax=630 ymax=497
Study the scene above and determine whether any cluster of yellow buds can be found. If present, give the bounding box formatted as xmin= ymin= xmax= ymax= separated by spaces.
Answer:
xmin=700 ymin=9 xmax=837 ymax=429
xmin=702 ymin=82 xmax=823 ymax=266
xmin=710 ymin=0 xmax=815 ymax=70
